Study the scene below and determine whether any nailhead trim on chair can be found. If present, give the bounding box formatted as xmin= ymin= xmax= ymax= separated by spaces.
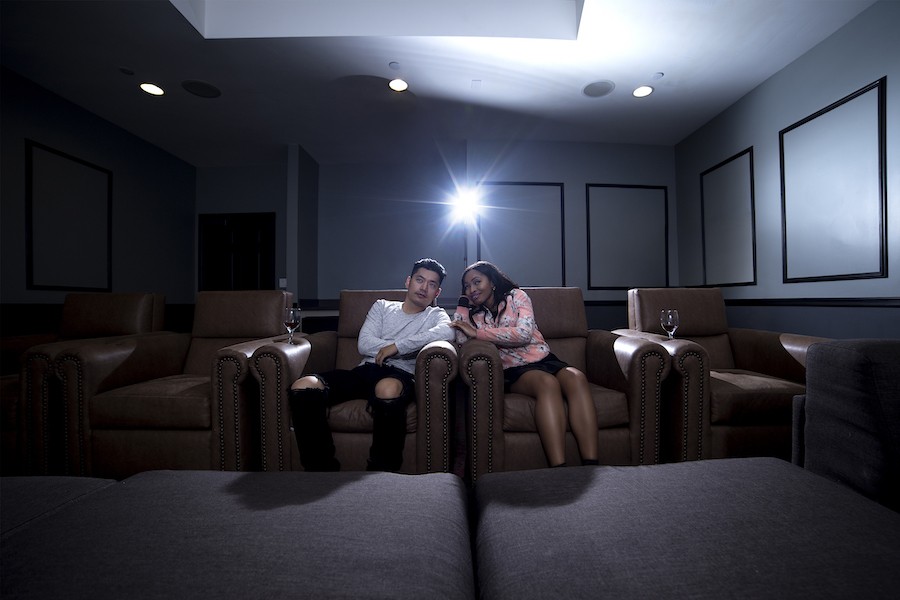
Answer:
xmin=56 ymin=354 xmax=86 ymax=476
xmin=23 ymin=352 xmax=56 ymax=475
xmin=421 ymin=352 xmax=453 ymax=473
xmin=639 ymin=350 xmax=666 ymax=466
xmin=673 ymin=350 xmax=704 ymax=462
xmin=252 ymin=350 xmax=286 ymax=472
xmin=465 ymin=353 xmax=495 ymax=483
xmin=215 ymin=356 xmax=243 ymax=471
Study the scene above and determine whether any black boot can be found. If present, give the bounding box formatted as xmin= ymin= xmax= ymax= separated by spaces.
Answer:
xmin=288 ymin=388 xmax=340 ymax=471
xmin=367 ymin=396 xmax=409 ymax=472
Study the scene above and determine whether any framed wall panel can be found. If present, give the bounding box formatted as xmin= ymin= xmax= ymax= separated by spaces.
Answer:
xmin=476 ymin=182 xmax=565 ymax=286
xmin=700 ymin=147 xmax=757 ymax=286
xmin=26 ymin=140 xmax=112 ymax=291
xmin=779 ymin=77 xmax=887 ymax=283
xmin=587 ymin=184 xmax=668 ymax=290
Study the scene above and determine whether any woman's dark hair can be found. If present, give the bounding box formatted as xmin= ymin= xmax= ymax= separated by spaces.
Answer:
xmin=461 ymin=261 xmax=518 ymax=315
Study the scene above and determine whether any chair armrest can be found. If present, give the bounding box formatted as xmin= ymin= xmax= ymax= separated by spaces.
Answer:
xmin=414 ymin=340 xmax=458 ymax=473
xmin=54 ymin=332 xmax=190 ymax=476
xmin=457 ymin=339 xmax=505 ymax=481
xmin=614 ymin=329 xmax=710 ymax=461
xmin=591 ymin=331 xmax=670 ymax=465
xmin=250 ymin=338 xmax=312 ymax=472
xmin=728 ymin=328 xmax=829 ymax=383
xmin=213 ymin=335 xmax=293 ymax=471
xmin=19 ymin=338 xmax=94 ymax=475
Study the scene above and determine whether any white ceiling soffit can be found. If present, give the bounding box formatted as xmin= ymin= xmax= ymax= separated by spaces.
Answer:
xmin=169 ymin=0 xmax=584 ymax=40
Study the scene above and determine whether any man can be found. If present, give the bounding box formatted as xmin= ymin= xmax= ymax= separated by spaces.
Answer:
xmin=288 ymin=258 xmax=453 ymax=472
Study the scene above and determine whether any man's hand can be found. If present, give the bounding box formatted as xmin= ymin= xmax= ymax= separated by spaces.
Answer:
xmin=375 ymin=343 xmax=399 ymax=366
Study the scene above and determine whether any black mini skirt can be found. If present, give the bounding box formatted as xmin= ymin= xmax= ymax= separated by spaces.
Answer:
xmin=503 ymin=353 xmax=570 ymax=390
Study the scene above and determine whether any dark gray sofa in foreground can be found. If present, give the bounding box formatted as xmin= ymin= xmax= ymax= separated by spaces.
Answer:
xmin=4 ymin=458 xmax=900 ymax=599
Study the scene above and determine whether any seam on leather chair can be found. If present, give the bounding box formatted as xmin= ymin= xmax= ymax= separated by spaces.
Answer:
xmin=215 ymin=355 xmax=243 ymax=471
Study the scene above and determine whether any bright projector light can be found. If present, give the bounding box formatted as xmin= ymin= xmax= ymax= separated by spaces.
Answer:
xmin=451 ymin=188 xmax=480 ymax=223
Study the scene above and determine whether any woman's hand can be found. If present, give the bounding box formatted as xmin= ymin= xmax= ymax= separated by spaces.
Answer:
xmin=449 ymin=320 xmax=478 ymax=339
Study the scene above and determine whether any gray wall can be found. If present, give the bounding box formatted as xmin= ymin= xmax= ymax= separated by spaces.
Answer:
xmin=674 ymin=0 xmax=899 ymax=302
xmin=0 ymin=68 xmax=196 ymax=304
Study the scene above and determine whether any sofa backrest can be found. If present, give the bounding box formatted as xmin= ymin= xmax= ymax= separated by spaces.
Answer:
xmin=801 ymin=339 xmax=900 ymax=512
xmin=184 ymin=290 xmax=292 ymax=375
xmin=335 ymin=290 xmax=408 ymax=370
xmin=521 ymin=287 xmax=588 ymax=372
xmin=58 ymin=292 xmax=165 ymax=339
xmin=627 ymin=287 xmax=735 ymax=369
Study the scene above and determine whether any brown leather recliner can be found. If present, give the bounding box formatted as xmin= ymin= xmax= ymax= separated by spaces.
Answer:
xmin=457 ymin=287 xmax=671 ymax=482
xmin=615 ymin=287 xmax=828 ymax=461
xmin=250 ymin=290 xmax=458 ymax=474
xmin=5 ymin=292 xmax=164 ymax=475
xmin=54 ymin=291 xmax=291 ymax=479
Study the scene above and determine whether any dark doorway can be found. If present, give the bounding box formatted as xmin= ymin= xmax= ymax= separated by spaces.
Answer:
xmin=198 ymin=213 xmax=276 ymax=291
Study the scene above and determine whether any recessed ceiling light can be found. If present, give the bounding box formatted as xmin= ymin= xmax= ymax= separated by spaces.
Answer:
xmin=389 ymin=78 xmax=408 ymax=92
xmin=633 ymin=85 xmax=653 ymax=98
xmin=140 ymin=83 xmax=165 ymax=96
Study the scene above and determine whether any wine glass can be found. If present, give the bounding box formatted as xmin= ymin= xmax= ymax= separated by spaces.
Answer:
xmin=660 ymin=309 xmax=679 ymax=339
xmin=283 ymin=306 xmax=301 ymax=344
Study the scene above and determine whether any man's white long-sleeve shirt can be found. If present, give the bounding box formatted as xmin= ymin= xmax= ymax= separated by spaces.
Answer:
xmin=357 ymin=299 xmax=454 ymax=374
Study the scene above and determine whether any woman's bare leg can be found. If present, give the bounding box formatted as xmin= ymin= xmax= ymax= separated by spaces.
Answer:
xmin=556 ymin=367 xmax=598 ymax=463
xmin=511 ymin=370 xmax=568 ymax=467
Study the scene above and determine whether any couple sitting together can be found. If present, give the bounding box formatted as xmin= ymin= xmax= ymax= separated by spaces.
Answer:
xmin=288 ymin=257 xmax=599 ymax=472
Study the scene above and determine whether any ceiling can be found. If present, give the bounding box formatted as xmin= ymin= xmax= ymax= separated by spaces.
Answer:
xmin=0 ymin=0 xmax=877 ymax=167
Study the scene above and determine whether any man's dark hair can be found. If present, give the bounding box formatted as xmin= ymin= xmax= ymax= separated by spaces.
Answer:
xmin=411 ymin=258 xmax=447 ymax=285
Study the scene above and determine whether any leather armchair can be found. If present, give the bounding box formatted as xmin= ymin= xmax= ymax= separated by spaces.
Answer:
xmin=250 ymin=290 xmax=458 ymax=474
xmin=793 ymin=339 xmax=900 ymax=512
xmin=54 ymin=291 xmax=291 ymax=478
xmin=458 ymin=287 xmax=670 ymax=482
xmin=5 ymin=292 xmax=164 ymax=475
xmin=614 ymin=287 xmax=828 ymax=461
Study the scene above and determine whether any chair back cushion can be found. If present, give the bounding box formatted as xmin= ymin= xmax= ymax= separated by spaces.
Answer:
xmin=59 ymin=293 xmax=165 ymax=339
xmin=335 ymin=290 xmax=407 ymax=370
xmin=521 ymin=287 xmax=588 ymax=372
xmin=628 ymin=287 xmax=735 ymax=369
xmin=184 ymin=290 xmax=291 ymax=375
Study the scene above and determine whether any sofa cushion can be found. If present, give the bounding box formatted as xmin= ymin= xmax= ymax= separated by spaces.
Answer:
xmin=91 ymin=375 xmax=211 ymax=429
xmin=474 ymin=458 xmax=900 ymax=600
xmin=1 ymin=470 xmax=475 ymax=600
xmin=327 ymin=398 xmax=417 ymax=434
xmin=709 ymin=370 xmax=805 ymax=424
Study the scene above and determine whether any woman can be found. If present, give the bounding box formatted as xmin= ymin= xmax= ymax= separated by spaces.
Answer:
xmin=450 ymin=261 xmax=599 ymax=467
